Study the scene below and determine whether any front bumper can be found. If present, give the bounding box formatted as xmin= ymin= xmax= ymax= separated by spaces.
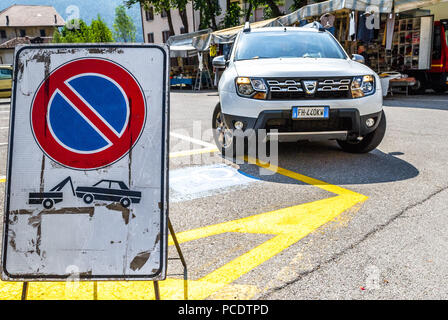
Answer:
xmin=223 ymin=108 xmax=383 ymax=141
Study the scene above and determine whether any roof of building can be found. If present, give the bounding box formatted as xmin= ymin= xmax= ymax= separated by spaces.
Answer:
xmin=0 ymin=5 xmax=65 ymax=27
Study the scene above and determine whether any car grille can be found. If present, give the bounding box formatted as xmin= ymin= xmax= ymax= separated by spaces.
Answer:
xmin=265 ymin=77 xmax=352 ymax=100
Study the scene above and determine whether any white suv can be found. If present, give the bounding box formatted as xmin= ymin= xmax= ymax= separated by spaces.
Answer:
xmin=212 ymin=24 xmax=385 ymax=154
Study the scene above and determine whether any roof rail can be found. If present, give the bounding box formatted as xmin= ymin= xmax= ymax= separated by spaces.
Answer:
xmin=302 ymin=21 xmax=326 ymax=32
xmin=243 ymin=21 xmax=251 ymax=32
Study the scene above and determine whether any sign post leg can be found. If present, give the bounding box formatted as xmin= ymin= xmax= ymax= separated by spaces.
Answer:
xmin=21 ymin=282 xmax=28 ymax=300
xmin=168 ymin=218 xmax=188 ymax=300
xmin=153 ymin=281 xmax=160 ymax=300
xmin=151 ymin=219 xmax=188 ymax=300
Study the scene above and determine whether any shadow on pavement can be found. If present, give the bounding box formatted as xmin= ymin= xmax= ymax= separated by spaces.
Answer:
xmin=235 ymin=141 xmax=419 ymax=186
xmin=384 ymin=94 xmax=448 ymax=111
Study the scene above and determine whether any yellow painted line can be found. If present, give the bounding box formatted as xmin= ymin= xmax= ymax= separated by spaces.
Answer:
xmin=0 ymin=178 xmax=5 ymax=183
xmin=0 ymin=157 xmax=367 ymax=300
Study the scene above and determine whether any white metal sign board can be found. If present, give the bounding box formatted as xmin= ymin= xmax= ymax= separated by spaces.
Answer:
xmin=1 ymin=44 xmax=169 ymax=281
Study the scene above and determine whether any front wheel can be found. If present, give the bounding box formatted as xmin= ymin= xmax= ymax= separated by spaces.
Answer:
xmin=337 ymin=110 xmax=386 ymax=153
xmin=212 ymin=103 xmax=236 ymax=157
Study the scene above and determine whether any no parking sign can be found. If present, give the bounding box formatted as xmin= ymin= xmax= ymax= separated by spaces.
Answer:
xmin=1 ymin=44 xmax=169 ymax=281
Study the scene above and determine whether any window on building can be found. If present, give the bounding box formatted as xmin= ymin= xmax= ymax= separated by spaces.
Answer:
xmin=145 ymin=7 xmax=154 ymax=21
xmin=40 ymin=29 xmax=46 ymax=37
xmin=19 ymin=29 xmax=26 ymax=37
xmin=0 ymin=30 xmax=6 ymax=38
xmin=180 ymin=27 xmax=186 ymax=34
xmin=161 ymin=9 xmax=167 ymax=18
xmin=147 ymin=33 xmax=154 ymax=43
xmin=162 ymin=30 xmax=172 ymax=43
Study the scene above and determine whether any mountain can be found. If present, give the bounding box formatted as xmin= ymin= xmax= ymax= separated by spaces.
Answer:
xmin=0 ymin=0 xmax=143 ymax=42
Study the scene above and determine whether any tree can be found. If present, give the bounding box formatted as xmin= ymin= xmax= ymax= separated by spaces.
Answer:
xmin=264 ymin=0 xmax=282 ymax=17
xmin=194 ymin=0 xmax=221 ymax=30
xmin=53 ymin=19 xmax=91 ymax=43
xmin=172 ymin=0 xmax=189 ymax=34
xmin=113 ymin=5 xmax=137 ymax=42
xmin=125 ymin=0 xmax=176 ymax=37
xmin=222 ymin=2 xmax=241 ymax=28
xmin=91 ymin=15 xmax=114 ymax=42
xmin=53 ymin=16 xmax=113 ymax=43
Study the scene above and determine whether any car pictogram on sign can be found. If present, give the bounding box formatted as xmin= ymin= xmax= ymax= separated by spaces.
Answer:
xmin=75 ymin=180 xmax=142 ymax=208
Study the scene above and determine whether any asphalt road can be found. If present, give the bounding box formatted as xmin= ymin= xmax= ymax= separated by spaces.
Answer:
xmin=0 ymin=92 xmax=448 ymax=299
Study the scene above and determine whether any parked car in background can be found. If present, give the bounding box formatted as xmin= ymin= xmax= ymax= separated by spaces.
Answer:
xmin=0 ymin=65 xmax=12 ymax=98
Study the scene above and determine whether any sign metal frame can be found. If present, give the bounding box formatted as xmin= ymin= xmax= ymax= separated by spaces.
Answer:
xmin=1 ymin=44 xmax=170 ymax=281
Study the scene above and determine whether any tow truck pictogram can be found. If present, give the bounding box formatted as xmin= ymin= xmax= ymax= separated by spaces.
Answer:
xmin=28 ymin=176 xmax=75 ymax=209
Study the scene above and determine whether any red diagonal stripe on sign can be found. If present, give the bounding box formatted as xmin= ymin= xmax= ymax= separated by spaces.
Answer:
xmin=58 ymin=83 xmax=120 ymax=145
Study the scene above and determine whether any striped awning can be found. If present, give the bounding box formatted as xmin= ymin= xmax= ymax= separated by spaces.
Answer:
xmin=394 ymin=0 xmax=447 ymax=12
xmin=265 ymin=0 xmax=393 ymax=27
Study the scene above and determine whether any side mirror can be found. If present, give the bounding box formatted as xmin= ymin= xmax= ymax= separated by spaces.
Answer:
xmin=352 ymin=54 xmax=365 ymax=64
xmin=212 ymin=55 xmax=227 ymax=68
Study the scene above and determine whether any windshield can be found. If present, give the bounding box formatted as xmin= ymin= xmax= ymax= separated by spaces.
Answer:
xmin=235 ymin=31 xmax=347 ymax=61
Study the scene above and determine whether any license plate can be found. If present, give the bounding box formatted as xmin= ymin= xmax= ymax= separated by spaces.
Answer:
xmin=292 ymin=106 xmax=329 ymax=119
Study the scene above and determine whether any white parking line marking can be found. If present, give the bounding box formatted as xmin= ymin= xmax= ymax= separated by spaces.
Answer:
xmin=170 ymin=132 xmax=216 ymax=148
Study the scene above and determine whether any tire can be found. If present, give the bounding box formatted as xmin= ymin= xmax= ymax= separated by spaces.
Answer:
xmin=42 ymin=198 xmax=54 ymax=209
xmin=433 ymin=85 xmax=447 ymax=94
xmin=212 ymin=103 xmax=269 ymax=158
xmin=83 ymin=193 xmax=94 ymax=204
xmin=337 ymin=110 xmax=386 ymax=153
xmin=120 ymin=197 xmax=131 ymax=208
xmin=212 ymin=103 xmax=237 ymax=157
xmin=409 ymin=79 xmax=426 ymax=95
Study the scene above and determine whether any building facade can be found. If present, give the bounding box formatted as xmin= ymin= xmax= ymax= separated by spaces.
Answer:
xmin=0 ymin=4 xmax=64 ymax=64
xmin=141 ymin=0 xmax=230 ymax=43
xmin=0 ymin=5 xmax=65 ymax=44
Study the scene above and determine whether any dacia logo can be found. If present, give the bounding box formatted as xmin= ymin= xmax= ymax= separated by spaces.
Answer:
xmin=303 ymin=80 xmax=317 ymax=95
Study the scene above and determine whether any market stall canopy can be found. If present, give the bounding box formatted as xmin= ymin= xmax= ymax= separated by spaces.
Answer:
xmin=394 ymin=0 xmax=447 ymax=12
xmin=192 ymin=17 xmax=279 ymax=51
xmin=167 ymin=29 xmax=211 ymax=57
xmin=268 ymin=0 xmax=393 ymax=27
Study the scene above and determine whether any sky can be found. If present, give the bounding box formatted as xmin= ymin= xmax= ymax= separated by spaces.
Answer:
xmin=1 ymin=0 xmax=143 ymax=41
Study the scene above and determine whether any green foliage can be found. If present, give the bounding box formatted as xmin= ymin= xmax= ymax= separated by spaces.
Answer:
xmin=262 ymin=5 xmax=274 ymax=19
xmin=53 ymin=16 xmax=113 ymax=43
xmin=113 ymin=5 xmax=137 ymax=42
xmin=91 ymin=15 xmax=114 ymax=42
xmin=125 ymin=0 xmax=170 ymax=14
xmin=194 ymin=0 xmax=221 ymax=30
xmin=221 ymin=2 xmax=241 ymax=28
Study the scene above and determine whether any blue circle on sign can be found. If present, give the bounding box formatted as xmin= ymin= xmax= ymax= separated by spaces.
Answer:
xmin=48 ymin=73 xmax=129 ymax=153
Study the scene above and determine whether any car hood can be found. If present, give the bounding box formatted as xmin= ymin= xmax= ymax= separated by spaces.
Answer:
xmin=233 ymin=58 xmax=374 ymax=78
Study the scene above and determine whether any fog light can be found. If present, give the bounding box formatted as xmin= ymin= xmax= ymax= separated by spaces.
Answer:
xmin=234 ymin=121 xmax=244 ymax=130
xmin=366 ymin=118 xmax=375 ymax=127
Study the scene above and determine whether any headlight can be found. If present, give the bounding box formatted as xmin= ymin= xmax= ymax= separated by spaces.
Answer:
xmin=236 ymin=77 xmax=267 ymax=99
xmin=351 ymin=75 xmax=375 ymax=98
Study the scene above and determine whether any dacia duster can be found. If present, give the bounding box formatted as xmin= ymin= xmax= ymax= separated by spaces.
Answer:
xmin=212 ymin=23 xmax=386 ymax=154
